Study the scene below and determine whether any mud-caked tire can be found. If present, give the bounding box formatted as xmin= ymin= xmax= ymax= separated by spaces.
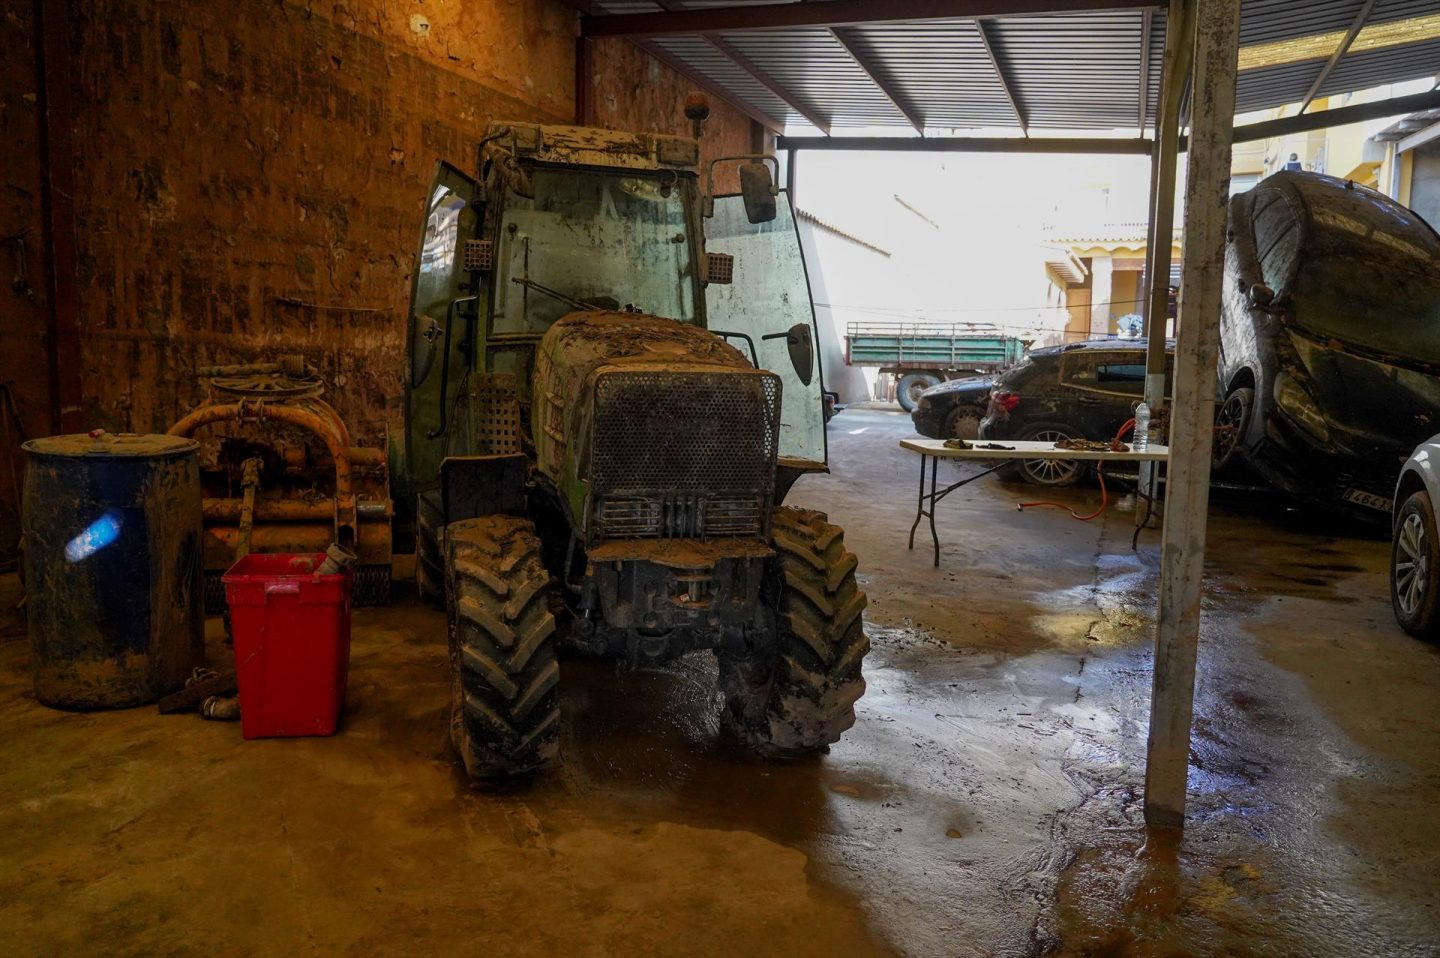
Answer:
xmin=719 ymin=507 xmax=869 ymax=755
xmin=446 ymin=516 xmax=561 ymax=778
xmin=417 ymin=491 xmax=445 ymax=606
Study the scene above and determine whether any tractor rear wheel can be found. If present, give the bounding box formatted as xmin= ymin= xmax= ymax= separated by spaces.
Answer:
xmin=719 ymin=507 xmax=869 ymax=755
xmin=445 ymin=516 xmax=561 ymax=778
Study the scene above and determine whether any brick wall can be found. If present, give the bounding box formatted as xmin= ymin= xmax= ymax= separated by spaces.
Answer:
xmin=1 ymin=0 xmax=50 ymax=556
xmin=588 ymin=37 xmax=764 ymax=193
xmin=71 ymin=0 xmax=575 ymax=446
xmin=1 ymin=0 xmax=756 ymax=557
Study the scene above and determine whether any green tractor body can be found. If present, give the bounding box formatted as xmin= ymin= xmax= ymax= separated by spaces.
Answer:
xmin=400 ymin=121 xmax=868 ymax=777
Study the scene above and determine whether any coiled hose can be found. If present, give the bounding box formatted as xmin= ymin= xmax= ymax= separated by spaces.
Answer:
xmin=1017 ymin=418 xmax=1137 ymax=522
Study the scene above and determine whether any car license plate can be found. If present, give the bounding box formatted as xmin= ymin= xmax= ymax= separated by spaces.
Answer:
xmin=1343 ymin=488 xmax=1392 ymax=512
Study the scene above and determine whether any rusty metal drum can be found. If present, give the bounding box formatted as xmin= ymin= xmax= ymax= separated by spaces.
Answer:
xmin=22 ymin=432 xmax=205 ymax=709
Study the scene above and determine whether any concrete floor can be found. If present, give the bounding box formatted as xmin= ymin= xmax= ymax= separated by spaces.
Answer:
xmin=2 ymin=405 xmax=1438 ymax=957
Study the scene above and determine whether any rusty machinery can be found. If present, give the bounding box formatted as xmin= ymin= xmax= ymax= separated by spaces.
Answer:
xmin=168 ymin=357 xmax=393 ymax=609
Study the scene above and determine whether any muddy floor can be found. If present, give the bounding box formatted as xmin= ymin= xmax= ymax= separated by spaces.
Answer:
xmin=2 ymin=405 xmax=1437 ymax=957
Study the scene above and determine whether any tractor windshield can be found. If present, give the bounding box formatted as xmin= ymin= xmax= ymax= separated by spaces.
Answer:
xmin=492 ymin=168 xmax=700 ymax=334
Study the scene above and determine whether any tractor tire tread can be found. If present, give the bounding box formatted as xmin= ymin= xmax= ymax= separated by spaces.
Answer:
xmin=720 ymin=506 xmax=869 ymax=756
xmin=446 ymin=515 xmax=560 ymax=778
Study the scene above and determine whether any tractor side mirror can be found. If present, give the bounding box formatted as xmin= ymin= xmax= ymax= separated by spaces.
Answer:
xmin=705 ymin=155 xmax=780 ymax=223
xmin=1248 ymin=283 xmax=1276 ymax=309
xmin=739 ymin=163 xmax=777 ymax=224
xmin=763 ymin=323 xmax=814 ymax=386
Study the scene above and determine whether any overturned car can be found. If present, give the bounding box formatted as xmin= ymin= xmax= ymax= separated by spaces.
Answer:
xmin=1214 ymin=171 xmax=1440 ymax=517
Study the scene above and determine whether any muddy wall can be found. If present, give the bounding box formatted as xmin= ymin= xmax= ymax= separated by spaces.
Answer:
xmin=1 ymin=1 xmax=52 ymax=559
xmin=1 ymin=0 xmax=756 ymax=558
xmin=587 ymin=37 xmax=764 ymax=194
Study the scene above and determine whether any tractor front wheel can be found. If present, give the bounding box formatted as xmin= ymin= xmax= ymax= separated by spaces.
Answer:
xmin=719 ymin=507 xmax=869 ymax=755
xmin=445 ymin=516 xmax=561 ymax=778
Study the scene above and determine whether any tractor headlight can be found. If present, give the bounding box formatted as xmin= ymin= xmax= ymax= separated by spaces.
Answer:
xmin=1273 ymin=372 xmax=1330 ymax=444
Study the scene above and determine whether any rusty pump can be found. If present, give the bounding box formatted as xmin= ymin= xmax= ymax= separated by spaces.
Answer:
xmin=167 ymin=357 xmax=393 ymax=609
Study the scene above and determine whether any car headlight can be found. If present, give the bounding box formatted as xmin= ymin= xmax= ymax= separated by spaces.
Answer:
xmin=917 ymin=397 xmax=931 ymax=412
xmin=1273 ymin=372 xmax=1330 ymax=443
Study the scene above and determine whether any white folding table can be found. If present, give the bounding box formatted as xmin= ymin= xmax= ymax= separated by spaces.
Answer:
xmin=900 ymin=438 xmax=1171 ymax=566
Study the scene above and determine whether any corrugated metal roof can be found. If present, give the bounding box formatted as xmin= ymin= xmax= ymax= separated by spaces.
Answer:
xmin=1235 ymin=60 xmax=1328 ymax=115
xmin=589 ymin=1 xmax=1440 ymax=134
xmin=1319 ymin=37 xmax=1440 ymax=97
xmin=1237 ymin=0 xmax=1364 ymax=47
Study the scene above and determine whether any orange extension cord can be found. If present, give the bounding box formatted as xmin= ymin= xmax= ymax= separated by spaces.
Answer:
xmin=1017 ymin=418 xmax=1136 ymax=522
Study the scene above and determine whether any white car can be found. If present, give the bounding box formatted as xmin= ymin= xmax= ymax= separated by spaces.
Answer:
xmin=1391 ymin=437 xmax=1440 ymax=639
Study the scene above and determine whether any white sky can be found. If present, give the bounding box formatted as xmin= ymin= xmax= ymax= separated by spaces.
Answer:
xmin=794 ymin=150 xmax=1154 ymax=325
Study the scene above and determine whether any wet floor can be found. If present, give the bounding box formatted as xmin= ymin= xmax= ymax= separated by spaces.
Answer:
xmin=2 ymin=405 xmax=1438 ymax=956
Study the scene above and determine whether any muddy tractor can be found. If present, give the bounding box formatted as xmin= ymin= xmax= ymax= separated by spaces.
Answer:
xmin=400 ymin=117 xmax=868 ymax=777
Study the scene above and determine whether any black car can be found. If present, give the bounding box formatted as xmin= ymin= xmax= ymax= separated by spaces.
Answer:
xmin=1214 ymin=172 xmax=1440 ymax=517
xmin=980 ymin=339 xmax=1174 ymax=485
xmin=911 ymin=375 xmax=993 ymax=439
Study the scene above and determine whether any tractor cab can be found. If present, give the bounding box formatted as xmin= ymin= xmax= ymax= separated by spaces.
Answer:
xmin=400 ymin=122 xmax=827 ymax=522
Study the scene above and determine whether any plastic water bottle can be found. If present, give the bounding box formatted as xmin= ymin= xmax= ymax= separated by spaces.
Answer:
xmin=1133 ymin=402 xmax=1150 ymax=452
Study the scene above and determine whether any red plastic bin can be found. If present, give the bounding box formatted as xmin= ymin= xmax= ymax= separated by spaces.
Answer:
xmin=222 ymin=553 xmax=352 ymax=739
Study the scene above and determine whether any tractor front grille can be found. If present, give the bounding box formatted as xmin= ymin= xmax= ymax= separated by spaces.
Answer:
xmin=589 ymin=370 xmax=781 ymax=540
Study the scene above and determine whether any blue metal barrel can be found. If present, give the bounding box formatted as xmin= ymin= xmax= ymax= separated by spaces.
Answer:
xmin=22 ymin=433 xmax=205 ymax=709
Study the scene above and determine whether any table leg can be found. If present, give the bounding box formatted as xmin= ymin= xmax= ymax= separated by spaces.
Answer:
xmin=928 ymin=456 xmax=940 ymax=567
xmin=908 ymin=453 xmax=928 ymax=549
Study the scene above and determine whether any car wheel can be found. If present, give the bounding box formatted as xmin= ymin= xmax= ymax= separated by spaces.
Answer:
xmin=1015 ymin=423 xmax=1083 ymax=487
xmin=897 ymin=373 xmax=939 ymax=412
xmin=944 ymin=406 xmax=982 ymax=441
xmin=1212 ymin=386 xmax=1253 ymax=470
xmin=1392 ymin=490 xmax=1440 ymax=641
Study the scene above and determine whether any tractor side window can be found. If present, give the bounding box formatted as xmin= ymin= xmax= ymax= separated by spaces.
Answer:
xmin=492 ymin=169 xmax=699 ymax=335
xmin=705 ymin=191 xmax=826 ymax=466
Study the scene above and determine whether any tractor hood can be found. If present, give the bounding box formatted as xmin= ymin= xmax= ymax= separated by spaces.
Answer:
xmin=531 ymin=312 xmax=782 ymax=541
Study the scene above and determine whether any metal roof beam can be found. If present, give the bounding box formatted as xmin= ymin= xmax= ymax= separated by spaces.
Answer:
xmin=779 ymin=90 xmax=1440 ymax=152
xmin=582 ymin=0 xmax=1163 ymax=38
xmin=829 ymin=27 xmax=925 ymax=133
xmin=1298 ymin=0 xmax=1377 ymax=115
xmin=703 ymin=33 xmax=832 ymax=134
xmin=975 ymin=20 xmax=1027 ymax=134
xmin=1228 ymin=87 xmax=1440 ymax=144
xmin=776 ymin=135 xmax=1152 ymax=153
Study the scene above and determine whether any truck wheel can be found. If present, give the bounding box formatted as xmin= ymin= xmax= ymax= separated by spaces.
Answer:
xmin=897 ymin=372 xmax=939 ymax=412
xmin=944 ymin=406 xmax=982 ymax=440
xmin=416 ymin=491 xmax=444 ymax=605
xmin=719 ymin=507 xmax=869 ymax=756
xmin=445 ymin=516 xmax=561 ymax=778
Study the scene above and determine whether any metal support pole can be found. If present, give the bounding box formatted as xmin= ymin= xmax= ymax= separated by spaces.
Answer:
xmin=1137 ymin=0 xmax=1193 ymax=514
xmin=1142 ymin=0 xmax=1193 ymax=408
xmin=1144 ymin=0 xmax=1240 ymax=829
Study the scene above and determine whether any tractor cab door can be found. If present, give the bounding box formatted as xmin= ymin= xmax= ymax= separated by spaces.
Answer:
xmin=704 ymin=190 xmax=827 ymax=466
xmin=402 ymin=162 xmax=482 ymax=507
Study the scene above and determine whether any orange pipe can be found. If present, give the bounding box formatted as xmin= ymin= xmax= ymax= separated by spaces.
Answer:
xmin=168 ymin=403 xmax=352 ymax=505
